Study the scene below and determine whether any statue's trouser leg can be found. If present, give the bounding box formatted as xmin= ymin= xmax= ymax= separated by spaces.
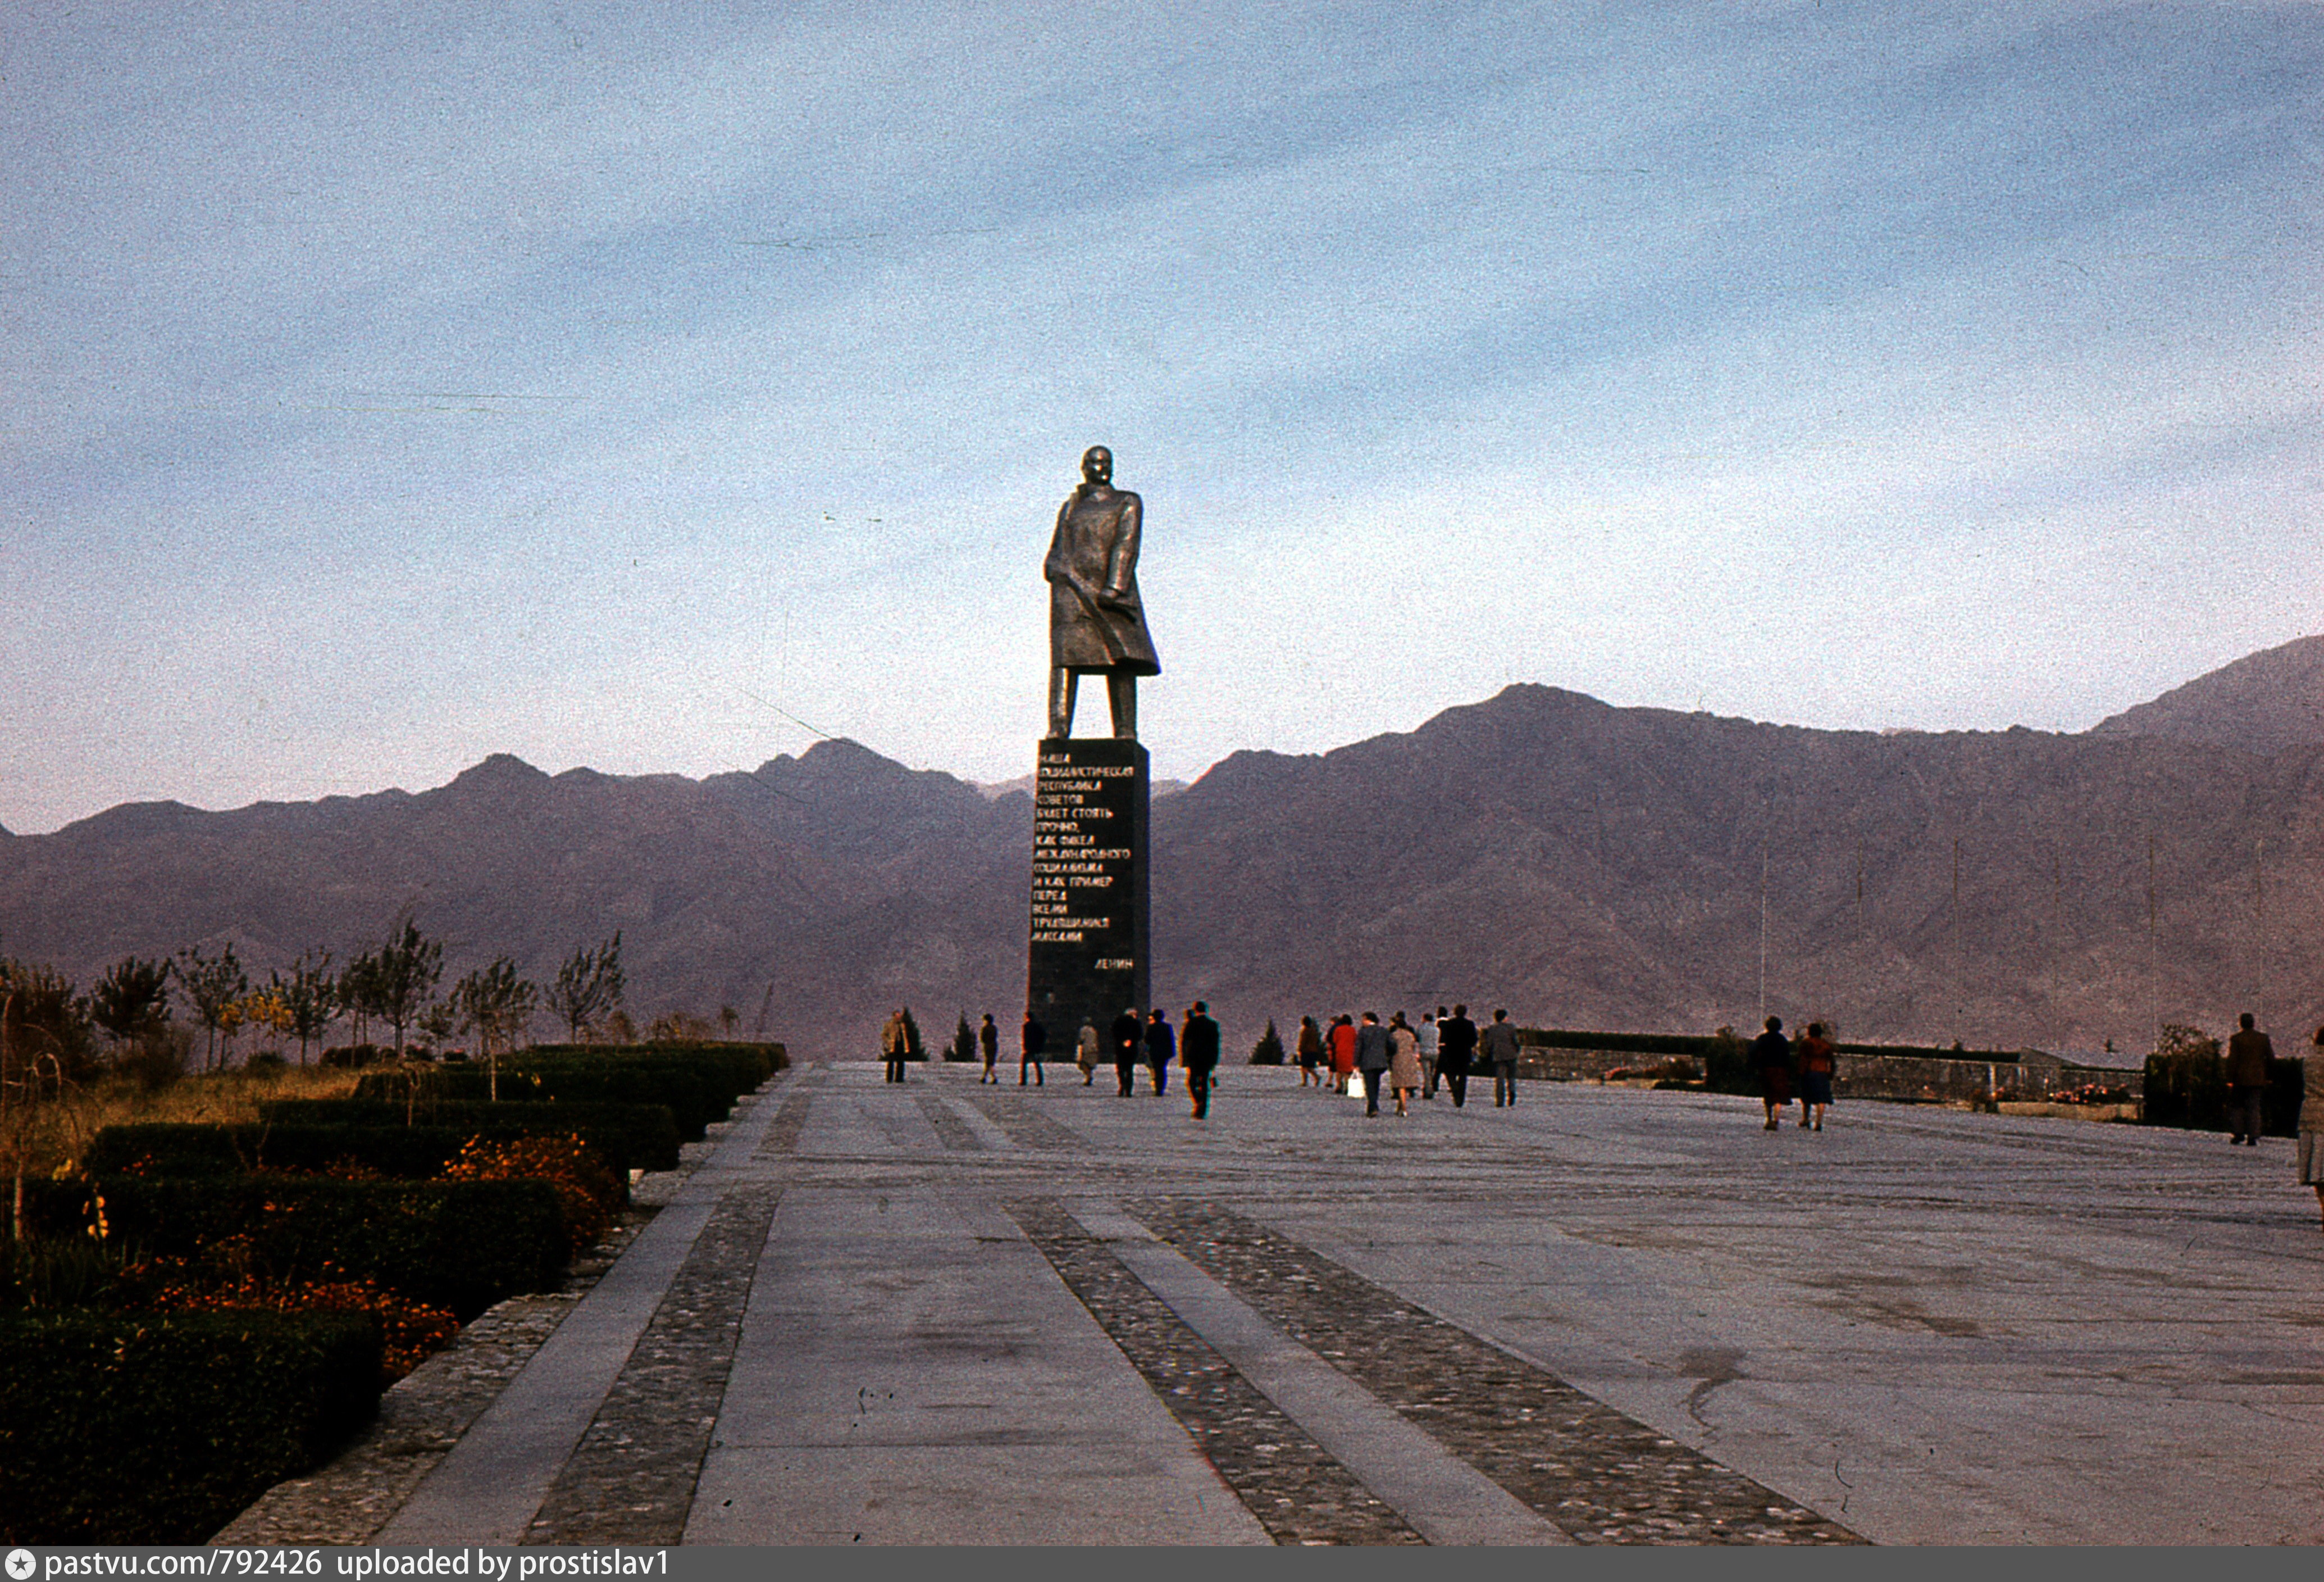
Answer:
xmin=1049 ymin=669 xmax=1077 ymax=738
xmin=1106 ymin=672 xmax=1137 ymax=739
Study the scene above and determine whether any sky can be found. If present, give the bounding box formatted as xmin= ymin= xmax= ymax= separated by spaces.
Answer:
xmin=4 ymin=1 xmax=2320 ymax=834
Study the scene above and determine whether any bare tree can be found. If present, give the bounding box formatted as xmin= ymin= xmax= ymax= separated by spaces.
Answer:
xmin=550 ymin=932 xmax=625 ymax=1044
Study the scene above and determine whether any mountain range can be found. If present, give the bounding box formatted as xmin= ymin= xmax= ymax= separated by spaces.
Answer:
xmin=9 ymin=636 xmax=2324 ymax=1063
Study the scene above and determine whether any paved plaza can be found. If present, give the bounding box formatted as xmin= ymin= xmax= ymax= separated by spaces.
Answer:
xmin=230 ymin=1055 xmax=2324 ymax=1545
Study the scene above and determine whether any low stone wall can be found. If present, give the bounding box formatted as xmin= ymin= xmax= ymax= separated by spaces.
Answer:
xmin=1512 ymin=1047 xmax=1677 ymax=1083
xmin=1514 ymin=1045 xmax=2141 ymax=1105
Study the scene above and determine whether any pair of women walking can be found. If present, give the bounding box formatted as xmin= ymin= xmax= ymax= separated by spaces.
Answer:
xmin=1752 ymin=1016 xmax=1835 ymax=1131
xmin=1297 ymin=1010 xmax=1424 ymax=1115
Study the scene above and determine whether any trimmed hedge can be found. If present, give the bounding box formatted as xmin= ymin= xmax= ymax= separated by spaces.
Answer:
xmin=259 ymin=1098 xmax=681 ymax=1172
xmin=359 ymin=1062 xmax=717 ymax=1139
xmin=29 ymin=1176 xmax=567 ymax=1320
xmin=86 ymin=1123 xmax=476 ymax=1180
xmin=360 ymin=1043 xmax=785 ymax=1139
xmin=2143 ymin=1052 xmax=2302 ymax=1137
xmin=530 ymin=1041 xmax=787 ymax=1102
xmin=0 ymin=1310 xmax=380 ymax=1543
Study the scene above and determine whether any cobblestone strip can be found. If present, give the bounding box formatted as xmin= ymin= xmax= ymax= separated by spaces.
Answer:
xmin=915 ymin=1092 xmax=985 ymax=1151
xmin=963 ymin=1091 xmax=1084 ymax=1151
xmin=1004 ymin=1197 xmax=1423 ymax=1547
xmin=211 ymin=1214 xmax=653 ymax=1544
xmin=1131 ymin=1199 xmax=1864 ymax=1546
xmin=522 ymin=1186 xmax=782 ymax=1544
xmin=753 ymin=1088 xmax=816 ymax=1158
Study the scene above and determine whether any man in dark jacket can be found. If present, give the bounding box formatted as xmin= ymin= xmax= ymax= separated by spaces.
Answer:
xmin=1181 ymin=1001 xmax=1221 ymax=1118
xmin=1480 ymin=1009 xmax=1522 ymax=1107
xmin=1355 ymin=1012 xmax=1392 ymax=1116
xmin=1019 ymin=1012 xmax=1046 ymax=1087
xmin=1146 ymin=1008 xmax=1175 ymax=1095
xmin=1753 ymin=1016 xmax=1793 ymax=1131
xmin=2226 ymin=1012 xmax=2275 ymax=1145
xmin=1111 ymin=1008 xmax=1143 ymax=1095
xmin=979 ymin=1013 xmax=1001 ymax=1084
xmin=1437 ymin=1004 xmax=1477 ymax=1108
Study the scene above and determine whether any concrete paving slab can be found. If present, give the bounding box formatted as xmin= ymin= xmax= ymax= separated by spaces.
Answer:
xmin=688 ymin=1183 xmax=1267 ymax=1544
xmin=308 ymin=1057 xmax=2324 ymax=1544
xmin=1245 ymin=1083 xmax=2324 ymax=1545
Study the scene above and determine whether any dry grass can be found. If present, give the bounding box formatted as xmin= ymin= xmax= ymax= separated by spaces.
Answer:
xmin=7 ymin=1065 xmax=361 ymax=1179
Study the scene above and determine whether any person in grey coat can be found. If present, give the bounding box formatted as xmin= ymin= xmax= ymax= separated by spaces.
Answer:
xmin=1480 ymin=1009 xmax=1523 ymax=1107
xmin=1354 ymin=1012 xmax=1393 ymax=1117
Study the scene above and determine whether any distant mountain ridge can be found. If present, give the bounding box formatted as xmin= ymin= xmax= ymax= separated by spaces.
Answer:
xmin=6 ymin=640 xmax=2324 ymax=1060
xmin=2089 ymin=634 xmax=2324 ymax=752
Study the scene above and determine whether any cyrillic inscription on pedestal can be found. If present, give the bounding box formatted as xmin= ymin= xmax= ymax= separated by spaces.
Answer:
xmin=1025 ymin=735 xmax=1149 ymax=1048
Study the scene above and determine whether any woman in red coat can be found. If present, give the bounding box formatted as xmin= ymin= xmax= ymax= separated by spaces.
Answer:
xmin=1327 ymin=1015 xmax=1359 ymax=1095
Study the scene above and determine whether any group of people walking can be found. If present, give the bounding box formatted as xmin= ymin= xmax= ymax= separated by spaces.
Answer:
xmin=1292 ymin=1005 xmax=1523 ymax=1116
xmin=959 ymin=1003 xmax=1227 ymax=1117
xmin=898 ymin=999 xmax=2324 ymax=1236
xmin=1093 ymin=1003 xmax=1224 ymax=1117
xmin=1749 ymin=1016 xmax=1838 ymax=1131
xmin=890 ymin=1001 xmax=1526 ymax=1121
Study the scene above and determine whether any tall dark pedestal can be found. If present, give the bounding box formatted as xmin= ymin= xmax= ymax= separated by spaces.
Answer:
xmin=1024 ymin=736 xmax=1149 ymax=1051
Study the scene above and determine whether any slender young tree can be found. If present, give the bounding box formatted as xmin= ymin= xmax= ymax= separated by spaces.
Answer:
xmin=550 ymin=932 xmax=625 ymax=1043
xmin=455 ymin=956 xmax=537 ymax=1100
xmin=281 ymin=950 xmax=336 ymax=1066
xmin=339 ymin=950 xmax=383 ymax=1052
xmin=175 ymin=942 xmax=248 ymax=1072
xmin=368 ymin=921 xmax=444 ymax=1057
xmin=90 ymin=956 xmax=172 ymax=1047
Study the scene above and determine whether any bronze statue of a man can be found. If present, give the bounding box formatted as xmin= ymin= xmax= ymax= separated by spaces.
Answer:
xmin=1045 ymin=445 xmax=1159 ymax=738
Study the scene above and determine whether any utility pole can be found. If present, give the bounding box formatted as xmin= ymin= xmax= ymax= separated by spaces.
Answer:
xmin=2147 ymin=831 xmax=2159 ymax=1049
xmin=2253 ymin=838 xmax=2265 ymax=1015
xmin=1758 ymin=839 xmax=1769 ymax=1026
xmin=1952 ymin=837 xmax=1963 ymax=1044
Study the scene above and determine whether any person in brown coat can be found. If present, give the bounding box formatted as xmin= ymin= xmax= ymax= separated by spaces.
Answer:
xmin=2225 ymin=1012 xmax=2274 ymax=1146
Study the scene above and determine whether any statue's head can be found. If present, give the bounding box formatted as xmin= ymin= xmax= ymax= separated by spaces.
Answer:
xmin=1081 ymin=445 xmax=1113 ymax=485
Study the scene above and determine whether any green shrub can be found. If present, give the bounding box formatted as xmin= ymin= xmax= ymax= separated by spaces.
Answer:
xmin=30 ymin=1176 xmax=567 ymax=1320
xmin=531 ymin=1041 xmax=786 ymax=1098
xmin=2144 ymin=1049 xmax=2302 ymax=1137
xmin=0 ymin=1310 xmax=380 ymax=1543
xmin=1250 ymin=1020 xmax=1286 ymax=1065
xmin=85 ymin=1123 xmax=476 ymax=1180
xmin=358 ymin=1062 xmax=717 ymax=1139
xmin=259 ymin=1098 xmax=681 ymax=1172
xmin=1702 ymin=1028 xmax=1756 ymax=1095
xmin=0 ymin=1238 xmax=141 ymax=1312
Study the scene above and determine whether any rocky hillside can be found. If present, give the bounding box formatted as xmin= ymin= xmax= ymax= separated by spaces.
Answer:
xmin=2089 ymin=634 xmax=2324 ymax=752
xmin=0 ymin=743 xmax=1031 ymax=1061
xmin=7 ymin=641 xmax=2324 ymax=1060
xmin=1154 ymin=685 xmax=2324 ymax=1057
